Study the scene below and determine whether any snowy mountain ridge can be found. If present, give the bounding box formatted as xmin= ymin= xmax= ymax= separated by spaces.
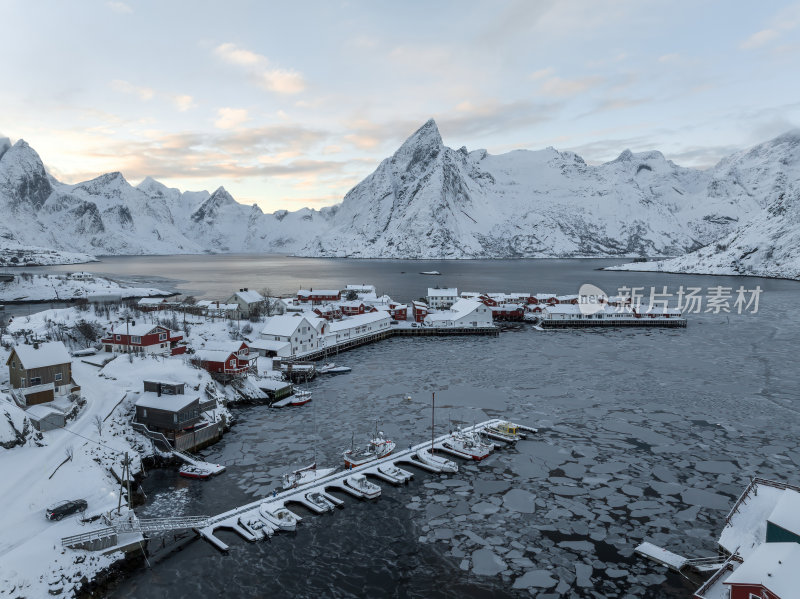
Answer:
xmin=1 ymin=121 xmax=798 ymax=274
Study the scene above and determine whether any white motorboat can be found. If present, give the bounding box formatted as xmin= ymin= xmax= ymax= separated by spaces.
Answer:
xmin=282 ymin=463 xmax=337 ymax=490
xmin=344 ymin=473 xmax=381 ymax=499
xmin=419 ymin=271 xmax=441 ymax=275
xmin=343 ymin=425 xmax=396 ymax=468
xmin=416 ymin=447 xmax=458 ymax=473
xmin=305 ymin=491 xmax=337 ymax=512
xmin=260 ymin=503 xmax=301 ymax=531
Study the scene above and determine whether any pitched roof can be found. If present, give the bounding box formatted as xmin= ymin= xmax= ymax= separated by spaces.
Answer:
xmin=134 ymin=392 xmax=198 ymax=411
xmin=233 ymin=289 xmax=264 ymax=304
xmin=427 ymin=287 xmax=458 ymax=296
xmin=192 ymin=349 xmax=237 ymax=363
xmin=328 ymin=310 xmax=390 ymax=331
xmin=724 ymin=542 xmax=800 ymax=597
xmin=9 ymin=342 xmax=71 ymax=369
xmin=260 ymin=314 xmax=308 ymax=337
xmin=767 ymin=489 xmax=800 ymax=536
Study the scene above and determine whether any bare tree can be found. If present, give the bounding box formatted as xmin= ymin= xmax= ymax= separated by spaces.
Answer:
xmin=93 ymin=415 xmax=103 ymax=437
xmin=65 ymin=445 xmax=74 ymax=461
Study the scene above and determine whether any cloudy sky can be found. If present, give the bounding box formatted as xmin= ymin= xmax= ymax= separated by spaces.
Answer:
xmin=2 ymin=1 xmax=799 ymax=211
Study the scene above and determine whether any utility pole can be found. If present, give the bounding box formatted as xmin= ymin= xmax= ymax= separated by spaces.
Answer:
xmin=431 ymin=392 xmax=435 ymax=453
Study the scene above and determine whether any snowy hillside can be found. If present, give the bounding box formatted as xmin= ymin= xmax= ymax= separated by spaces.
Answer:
xmin=1 ymin=124 xmax=799 ymax=267
xmin=606 ymin=131 xmax=800 ymax=280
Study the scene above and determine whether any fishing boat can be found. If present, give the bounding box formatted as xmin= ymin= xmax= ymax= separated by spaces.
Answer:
xmin=260 ymin=503 xmax=301 ymax=531
xmin=482 ymin=421 xmax=530 ymax=442
xmin=343 ymin=424 xmax=396 ymax=468
xmin=440 ymin=428 xmax=494 ymax=461
xmin=416 ymin=392 xmax=458 ymax=473
xmin=344 ymin=473 xmax=381 ymax=499
xmin=318 ymin=362 xmax=351 ymax=375
xmin=282 ymin=463 xmax=337 ymax=489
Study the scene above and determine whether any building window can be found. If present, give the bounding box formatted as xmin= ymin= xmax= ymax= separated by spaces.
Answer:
xmin=30 ymin=377 xmax=42 ymax=385
xmin=115 ymin=334 xmax=121 ymax=340
xmin=131 ymin=336 xmax=141 ymax=344
xmin=142 ymin=408 xmax=147 ymax=417
xmin=11 ymin=361 xmax=15 ymax=369
xmin=159 ymin=333 xmax=167 ymax=341
xmin=55 ymin=373 xmax=62 ymax=381
xmin=20 ymin=378 xmax=26 ymax=387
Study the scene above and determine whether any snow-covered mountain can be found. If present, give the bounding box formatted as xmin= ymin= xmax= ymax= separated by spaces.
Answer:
xmin=0 ymin=140 xmax=332 ymax=256
xmin=298 ymin=119 xmax=769 ymax=258
xmin=607 ymin=131 xmax=800 ymax=279
xmin=1 ymin=122 xmax=798 ymax=273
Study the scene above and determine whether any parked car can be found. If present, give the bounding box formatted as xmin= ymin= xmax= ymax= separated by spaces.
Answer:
xmin=411 ymin=322 xmax=418 ymax=328
xmin=46 ymin=499 xmax=87 ymax=521
xmin=390 ymin=320 xmax=399 ymax=325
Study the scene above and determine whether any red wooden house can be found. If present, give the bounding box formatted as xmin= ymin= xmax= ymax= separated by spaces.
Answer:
xmin=411 ymin=301 xmax=428 ymax=323
xmin=101 ymin=324 xmax=185 ymax=356
xmin=477 ymin=294 xmax=498 ymax=307
xmin=191 ymin=341 xmax=253 ymax=382
xmin=313 ymin=305 xmax=342 ymax=321
xmin=388 ymin=303 xmax=407 ymax=320
xmin=491 ymin=305 xmax=525 ymax=321
xmin=297 ymin=289 xmax=342 ymax=305
xmin=340 ymin=300 xmax=367 ymax=316
xmin=718 ymin=542 xmax=799 ymax=599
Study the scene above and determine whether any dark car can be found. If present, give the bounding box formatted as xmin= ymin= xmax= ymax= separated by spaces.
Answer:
xmin=46 ymin=499 xmax=87 ymax=521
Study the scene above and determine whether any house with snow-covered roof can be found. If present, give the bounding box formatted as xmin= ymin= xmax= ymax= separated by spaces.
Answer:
xmin=323 ymin=311 xmax=391 ymax=346
xmin=260 ymin=314 xmax=327 ymax=356
xmin=191 ymin=345 xmax=253 ymax=382
xmin=427 ymin=287 xmax=459 ymax=309
xmin=101 ymin=323 xmax=186 ymax=356
xmin=225 ymin=288 xmax=265 ymax=317
xmin=424 ymin=299 xmax=492 ymax=328
xmin=297 ymin=288 xmax=342 ymax=305
xmin=6 ymin=341 xmax=77 ymax=406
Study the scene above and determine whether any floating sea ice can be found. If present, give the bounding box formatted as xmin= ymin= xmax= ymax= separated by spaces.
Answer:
xmin=471 ymin=501 xmax=500 ymax=515
xmin=680 ymin=487 xmax=730 ymax=510
xmin=502 ymin=489 xmax=536 ymax=514
xmin=511 ymin=569 xmax=557 ymax=590
xmin=574 ymin=562 xmax=593 ymax=586
xmin=471 ymin=548 xmax=507 ymax=576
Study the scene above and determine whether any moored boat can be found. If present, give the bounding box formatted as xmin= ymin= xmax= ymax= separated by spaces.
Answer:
xmin=259 ymin=504 xmax=301 ymax=531
xmin=483 ymin=421 xmax=530 ymax=442
xmin=282 ymin=463 xmax=337 ymax=489
xmin=441 ymin=428 xmax=494 ymax=461
xmin=343 ymin=426 xmax=396 ymax=468
xmin=290 ymin=389 xmax=312 ymax=406
xmin=305 ymin=491 xmax=337 ymax=512
xmin=416 ymin=447 xmax=459 ymax=473
xmin=344 ymin=473 xmax=381 ymax=499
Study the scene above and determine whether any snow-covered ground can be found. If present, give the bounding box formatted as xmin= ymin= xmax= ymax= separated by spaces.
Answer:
xmin=0 ymin=273 xmax=170 ymax=303
xmin=0 ymin=304 xmax=272 ymax=597
xmin=0 ymin=245 xmax=97 ymax=267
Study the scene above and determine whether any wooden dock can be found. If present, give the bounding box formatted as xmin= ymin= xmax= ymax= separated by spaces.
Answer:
xmin=541 ymin=319 xmax=686 ymax=329
xmin=283 ymin=326 xmax=499 ymax=363
xmin=195 ymin=419 xmax=520 ymax=552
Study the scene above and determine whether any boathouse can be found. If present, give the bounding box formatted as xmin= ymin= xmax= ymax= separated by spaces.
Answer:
xmin=324 ymin=311 xmax=391 ymax=345
xmin=101 ymin=324 xmax=186 ymax=356
xmin=721 ymin=542 xmax=799 ymax=599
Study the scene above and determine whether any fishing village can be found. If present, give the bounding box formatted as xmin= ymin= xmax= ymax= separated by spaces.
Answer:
xmin=3 ymin=272 xmax=768 ymax=598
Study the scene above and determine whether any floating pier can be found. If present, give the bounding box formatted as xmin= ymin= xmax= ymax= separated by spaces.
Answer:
xmin=196 ymin=419 xmax=520 ymax=552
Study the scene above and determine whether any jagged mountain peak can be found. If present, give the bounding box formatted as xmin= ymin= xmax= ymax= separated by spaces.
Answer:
xmin=0 ymin=137 xmax=11 ymax=161
xmin=392 ymin=119 xmax=444 ymax=171
xmin=0 ymin=138 xmax=52 ymax=210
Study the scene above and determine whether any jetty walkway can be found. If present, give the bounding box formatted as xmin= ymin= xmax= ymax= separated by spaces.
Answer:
xmin=195 ymin=418 xmax=531 ymax=552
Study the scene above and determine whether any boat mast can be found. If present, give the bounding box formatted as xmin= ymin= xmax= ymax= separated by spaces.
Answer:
xmin=431 ymin=392 xmax=435 ymax=452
